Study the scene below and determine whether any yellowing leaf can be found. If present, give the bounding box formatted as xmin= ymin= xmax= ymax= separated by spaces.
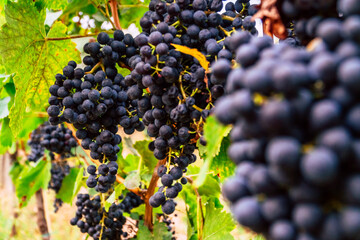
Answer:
xmin=0 ymin=0 xmax=80 ymax=137
xmin=171 ymin=43 xmax=209 ymax=71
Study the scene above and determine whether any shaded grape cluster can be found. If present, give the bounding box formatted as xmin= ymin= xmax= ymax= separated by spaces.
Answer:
xmin=70 ymin=192 xmax=143 ymax=240
xmin=48 ymin=161 xmax=70 ymax=193
xmin=215 ymin=2 xmax=360 ymax=239
xmin=48 ymin=161 xmax=71 ymax=212
xmin=40 ymin=123 xmax=77 ymax=156
xmin=277 ymin=0 xmax=340 ymax=45
xmin=86 ymin=162 xmax=119 ymax=193
xmin=118 ymin=192 xmax=144 ymax=213
xmin=27 ymin=128 xmax=45 ymax=162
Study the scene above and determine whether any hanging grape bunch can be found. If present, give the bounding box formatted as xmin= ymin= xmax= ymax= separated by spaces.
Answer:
xmin=70 ymin=192 xmax=143 ymax=239
xmin=215 ymin=1 xmax=360 ymax=239
xmin=119 ymin=0 xmax=260 ymax=214
xmin=47 ymin=30 xmax=146 ymax=194
xmin=27 ymin=128 xmax=45 ymax=162
xmin=40 ymin=122 xmax=77 ymax=156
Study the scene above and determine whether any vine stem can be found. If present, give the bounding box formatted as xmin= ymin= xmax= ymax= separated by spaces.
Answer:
xmin=144 ymin=159 xmax=167 ymax=230
xmin=45 ymin=31 xmax=114 ymax=41
xmin=118 ymin=4 xmax=148 ymax=8
xmin=109 ymin=0 xmax=122 ymax=30
xmin=64 ymin=122 xmax=142 ymax=196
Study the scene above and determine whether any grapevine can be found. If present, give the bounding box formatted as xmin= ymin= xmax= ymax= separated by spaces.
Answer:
xmin=0 ymin=0 xmax=360 ymax=239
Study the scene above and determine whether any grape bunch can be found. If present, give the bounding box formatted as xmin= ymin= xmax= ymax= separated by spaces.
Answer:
xmin=40 ymin=123 xmax=77 ymax=156
xmin=47 ymin=30 xmax=145 ymax=170
xmin=70 ymin=192 xmax=143 ymax=240
xmin=121 ymin=0 xmax=262 ymax=215
xmin=48 ymin=161 xmax=70 ymax=193
xmin=277 ymin=0 xmax=339 ymax=45
xmin=48 ymin=161 xmax=71 ymax=212
xmin=86 ymin=162 xmax=119 ymax=193
xmin=118 ymin=192 xmax=144 ymax=213
xmin=27 ymin=128 xmax=45 ymax=162
xmin=215 ymin=2 xmax=360 ymax=239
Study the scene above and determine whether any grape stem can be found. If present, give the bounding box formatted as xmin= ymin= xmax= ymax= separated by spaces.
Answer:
xmin=85 ymin=62 xmax=102 ymax=74
xmin=45 ymin=32 xmax=113 ymax=41
xmin=110 ymin=0 xmax=122 ymax=30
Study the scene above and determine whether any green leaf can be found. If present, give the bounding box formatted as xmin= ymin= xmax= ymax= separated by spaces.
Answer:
xmin=104 ymin=191 xmax=115 ymax=211
xmin=195 ymin=116 xmax=231 ymax=187
xmin=181 ymin=185 xmax=198 ymax=240
xmin=0 ymin=117 xmax=12 ymax=147
xmin=105 ymin=183 xmax=125 ymax=211
xmin=133 ymin=140 xmax=158 ymax=172
xmin=46 ymin=0 xmax=68 ymax=10
xmin=136 ymin=221 xmax=172 ymax=240
xmin=0 ymin=97 xmax=10 ymax=119
xmin=123 ymin=154 xmax=140 ymax=173
xmin=15 ymin=159 xmax=51 ymax=208
xmin=119 ymin=7 xmax=148 ymax=30
xmin=202 ymin=199 xmax=235 ymax=240
xmin=114 ymin=183 xmax=125 ymax=199
xmin=197 ymin=176 xmax=220 ymax=197
xmin=137 ymin=221 xmax=153 ymax=240
xmin=210 ymin=137 xmax=235 ymax=181
xmin=0 ymin=0 xmax=80 ymax=137
xmin=124 ymin=171 xmax=141 ymax=189
xmin=9 ymin=162 xmax=25 ymax=186
xmin=153 ymin=221 xmax=172 ymax=240
xmin=56 ymin=167 xmax=84 ymax=204
xmin=62 ymin=0 xmax=96 ymax=16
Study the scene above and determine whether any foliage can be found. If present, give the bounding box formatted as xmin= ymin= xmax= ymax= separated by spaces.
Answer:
xmin=15 ymin=159 xmax=51 ymax=207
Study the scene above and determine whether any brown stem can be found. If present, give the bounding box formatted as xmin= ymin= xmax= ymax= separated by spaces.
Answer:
xmin=45 ymin=30 xmax=114 ymax=41
xmin=110 ymin=0 xmax=122 ymax=30
xmin=9 ymin=151 xmax=18 ymax=237
xmin=36 ymin=189 xmax=50 ymax=240
xmin=64 ymin=123 xmax=142 ymax=196
xmin=46 ymin=33 xmax=98 ymax=41
xmin=118 ymin=4 xmax=148 ymax=8
xmin=144 ymin=159 xmax=167 ymax=230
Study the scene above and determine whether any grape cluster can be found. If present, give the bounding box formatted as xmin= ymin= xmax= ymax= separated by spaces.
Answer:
xmin=40 ymin=123 xmax=77 ymax=156
xmin=118 ymin=192 xmax=144 ymax=213
xmin=71 ymin=194 xmax=126 ymax=239
xmin=86 ymin=162 xmax=119 ymax=193
xmin=215 ymin=2 xmax=360 ymax=239
xmin=277 ymin=0 xmax=339 ymax=45
xmin=70 ymin=192 xmax=143 ymax=240
xmin=47 ymin=30 xmax=145 ymax=169
xmin=157 ymin=213 xmax=176 ymax=236
xmin=48 ymin=161 xmax=70 ymax=193
xmin=27 ymin=128 xmax=45 ymax=162
xmin=121 ymin=0 xmax=261 ymax=215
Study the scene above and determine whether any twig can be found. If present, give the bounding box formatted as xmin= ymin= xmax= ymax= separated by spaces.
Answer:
xmin=90 ymin=0 xmax=116 ymax=29
xmin=109 ymin=0 xmax=122 ymax=30
xmin=144 ymin=159 xmax=167 ymax=230
xmin=118 ymin=4 xmax=147 ymax=8
xmin=45 ymin=30 xmax=114 ymax=41
xmin=36 ymin=189 xmax=50 ymax=240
